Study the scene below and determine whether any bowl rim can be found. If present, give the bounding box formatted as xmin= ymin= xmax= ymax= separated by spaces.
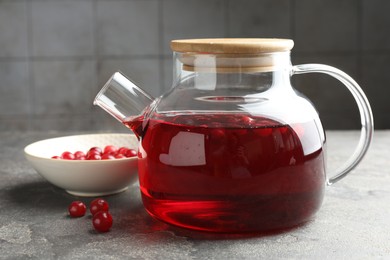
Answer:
xmin=24 ymin=133 xmax=138 ymax=163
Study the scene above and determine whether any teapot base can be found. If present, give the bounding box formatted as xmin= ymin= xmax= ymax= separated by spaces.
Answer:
xmin=140 ymin=189 xmax=323 ymax=233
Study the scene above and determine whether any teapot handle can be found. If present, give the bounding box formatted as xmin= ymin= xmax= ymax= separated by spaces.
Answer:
xmin=291 ymin=64 xmax=374 ymax=185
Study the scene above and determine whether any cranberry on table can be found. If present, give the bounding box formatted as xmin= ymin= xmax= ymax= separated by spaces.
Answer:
xmin=90 ymin=198 xmax=109 ymax=216
xmin=67 ymin=199 xmax=114 ymax=233
xmin=68 ymin=201 xmax=87 ymax=218
xmin=92 ymin=211 xmax=113 ymax=232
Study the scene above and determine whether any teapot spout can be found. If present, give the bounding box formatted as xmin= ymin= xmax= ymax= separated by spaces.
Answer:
xmin=93 ymin=71 xmax=154 ymax=125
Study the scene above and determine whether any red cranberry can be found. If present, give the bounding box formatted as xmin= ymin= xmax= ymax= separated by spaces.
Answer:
xmin=88 ymin=147 xmax=102 ymax=155
xmin=74 ymin=151 xmax=86 ymax=159
xmin=61 ymin=151 xmax=75 ymax=160
xmin=210 ymin=129 xmax=227 ymax=145
xmin=117 ymin=147 xmax=130 ymax=155
xmin=124 ymin=149 xmax=137 ymax=158
xmin=86 ymin=153 xmax=101 ymax=160
xmin=242 ymin=115 xmax=254 ymax=125
xmin=101 ymin=153 xmax=115 ymax=160
xmin=114 ymin=154 xmax=126 ymax=159
xmin=90 ymin=198 xmax=109 ymax=216
xmin=258 ymin=128 xmax=273 ymax=137
xmin=92 ymin=211 xmax=113 ymax=232
xmin=68 ymin=201 xmax=86 ymax=218
xmin=103 ymin=145 xmax=118 ymax=155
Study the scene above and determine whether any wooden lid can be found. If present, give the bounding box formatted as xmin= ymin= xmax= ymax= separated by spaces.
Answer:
xmin=170 ymin=38 xmax=294 ymax=53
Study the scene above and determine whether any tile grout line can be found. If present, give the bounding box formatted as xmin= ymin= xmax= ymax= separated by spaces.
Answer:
xmin=158 ymin=0 xmax=166 ymax=94
xmin=0 ymin=55 xmax=167 ymax=62
xmin=290 ymin=0 xmax=295 ymax=40
xmin=26 ymin=0 xmax=35 ymax=130
xmin=290 ymin=0 xmax=296 ymax=65
xmin=3 ymin=51 xmax=390 ymax=62
xmin=224 ymin=0 xmax=230 ymax=37
xmin=91 ymin=0 xmax=99 ymax=129
xmin=357 ymin=0 xmax=363 ymax=82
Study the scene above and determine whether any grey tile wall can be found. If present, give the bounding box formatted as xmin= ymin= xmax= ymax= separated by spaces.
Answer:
xmin=96 ymin=1 xmax=159 ymax=56
xmin=0 ymin=0 xmax=388 ymax=131
xmin=0 ymin=2 xmax=28 ymax=58
xmin=31 ymin=1 xmax=95 ymax=57
xmin=294 ymin=0 xmax=359 ymax=52
xmin=362 ymin=0 xmax=390 ymax=51
xmin=162 ymin=0 xmax=226 ymax=54
xmin=228 ymin=0 xmax=291 ymax=38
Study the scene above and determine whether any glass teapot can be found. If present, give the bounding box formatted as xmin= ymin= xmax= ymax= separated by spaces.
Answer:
xmin=94 ymin=38 xmax=373 ymax=233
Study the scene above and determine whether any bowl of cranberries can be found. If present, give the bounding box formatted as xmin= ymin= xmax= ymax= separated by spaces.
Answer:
xmin=24 ymin=133 xmax=139 ymax=197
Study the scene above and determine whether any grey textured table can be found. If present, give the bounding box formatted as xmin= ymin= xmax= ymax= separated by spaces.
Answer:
xmin=1 ymin=131 xmax=389 ymax=259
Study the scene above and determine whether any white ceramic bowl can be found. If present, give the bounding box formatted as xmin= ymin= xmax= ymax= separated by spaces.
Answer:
xmin=24 ymin=133 xmax=139 ymax=197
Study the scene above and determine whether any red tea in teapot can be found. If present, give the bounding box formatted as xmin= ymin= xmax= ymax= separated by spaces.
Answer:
xmin=126 ymin=113 xmax=326 ymax=233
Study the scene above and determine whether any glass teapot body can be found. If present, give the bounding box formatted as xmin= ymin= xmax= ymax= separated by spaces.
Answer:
xmin=94 ymin=39 xmax=373 ymax=233
xmin=132 ymin=43 xmax=326 ymax=233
